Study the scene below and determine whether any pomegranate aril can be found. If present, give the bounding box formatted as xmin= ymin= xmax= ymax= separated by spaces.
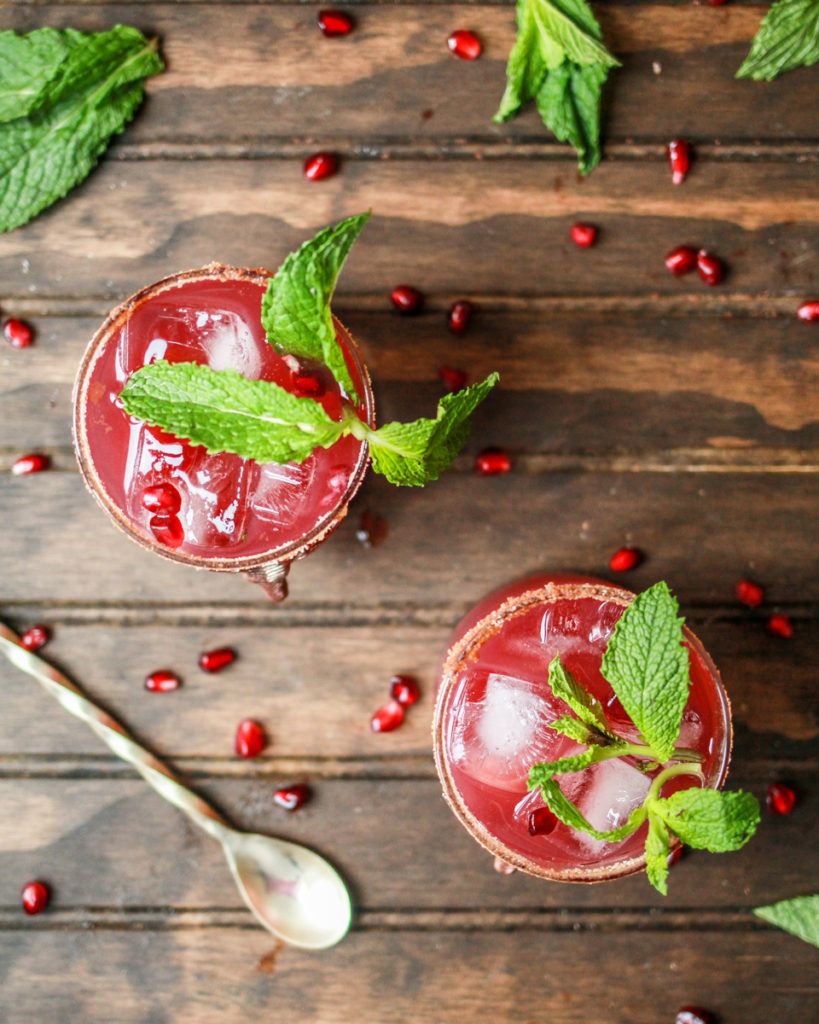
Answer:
xmin=149 ymin=513 xmax=184 ymax=549
xmin=438 ymin=366 xmax=468 ymax=393
xmin=666 ymin=844 xmax=683 ymax=868
xmin=293 ymin=373 xmax=324 ymax=398
xmin=697 ymin=250 xmax=724 ymax=286
xmin=303 ymin=152 xmax=338 ymax=181
xmin=527 ymin=807 xmax=558 ymax=836
xmin=141 ymin=482 xmax=181 ymax=515
xmin=390 ymin=285 xmax=423 ymax=313
xmin=667 ymin=138 xmax=690 ymax=185
xmin=609 ymin=546 xmax=643 ymax=572
xmin=356 ymin=508 xmax=388 ymax=547
xmin=675 ymin=1009 xmax=715 ymax=1024
xmin=797 ymin=300 xmax=819 ymax=322
xmin=370 ymin=699 xmax=404 ymax=733
xmin=145 ymin=669 xmax=182 ymax=693
xmin=235 ymin=718 xmax=267 ymax=759
xmin=766 ymin=781 xmax=796 ymax=815
xmin=735 ymin=579 xmax=764 ymax=608
xmin=4 ymin=317 xmax=33 ymax=348
xmin=20 ymin=624 xmax=51 ymax=652
xmin=448 ymin=299 xmax=474 ymax=334
xmin=390 ymin=674 xmax=420 ymax=707
xmin=475 ymin=448 xmax=511 ymax=476
xmin=317 ymin=9 xmax=354 ymax=36
xmin=570 ymin=222 xmax=597 ymax=248
xmin=21 ymin=880 xmax=49 ymax=915
xmin=274 ymin=784 xmax=311 ymax=811
xmin=199 ymin=646 xmax=236 ymax=672
xmin=447 ymin=29 xmax=482 ymax=61
xmin=665 ymin=245 xmax=698 ymax=276
xmin=12 ymin=453 xmax=50 ymax=475
xmin=766 ymin=613 xmax=793 ymax=638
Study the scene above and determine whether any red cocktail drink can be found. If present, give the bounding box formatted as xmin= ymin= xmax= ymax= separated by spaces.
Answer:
xmin=433 ymin=576 xmax=732 ymax=880
xmin=73 ymin=266 xmax=374 ymax=599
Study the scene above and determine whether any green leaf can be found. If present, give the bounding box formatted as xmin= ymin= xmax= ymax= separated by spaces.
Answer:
xmin=736 ymin=0 xmax=819 ymax=81
xmin=120 ymin=361 xmax=345 ymax=465
xmin=528 ymin=745 xmax=606 ymax=787
xmin=600 ymin=581 xmax=690 ymax=763
xmin=0 ymin=26 xmax=163 ymax=233
xmin=0 ymin=27 xmax=84 ymax=123
xmin=548 ymin=715 xmax=601 ymax=744
xmin=546 ymin=655 xmax=612 ymax=734
xmin=753 ymin=895 xmax=819 ymax=948
xmin=538 ymin=777 xmax=648 ymax=842
xmin=644 ymin=812 xmax=671 ymax=895
xmin=366 ymin=373 xmax=499 ymax=486
xmin=652 ymin=787 xmax=760 ymax=853
xmin=261 ymin=213 xmax=369 ymax=403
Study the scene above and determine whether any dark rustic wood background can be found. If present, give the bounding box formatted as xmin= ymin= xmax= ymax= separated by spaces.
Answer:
xmin=1 ymin=1 xmax=817 ymax=1021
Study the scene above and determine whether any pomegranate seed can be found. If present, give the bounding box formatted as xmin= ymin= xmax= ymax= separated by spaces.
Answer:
xmin=697 ymin=250 xmax=724 ymax=286
xmin=199 ymin=646 xmax=236 ymax=672
xmin=797 ymin=300 xmax=819 ymax=322
xmin=293 ymin=373 xmax=324 ymax=398
xmin=609 ymin=547 xmax=643 ymax=572
xmin=666 ymin=844 xmax=683 ymax=868
xmin=448 ymin=299 xmax=474 ymax=334
xmin=317 ymin=9 xmax=354 ymax=36
xmin=235 ymin=719 xmax=267 ymax=759
xmin=274 ymin=784 xmax=311 ymax=811
xmin=667 ymin=139 xmax=691 ymax=185
xmin=21 ymin=880 xmax=49 ymax=915
xmin=370 ymin=699 xmax=404 ymax=733
xmin=303 ymin=152 xmax=338 ymax=181
xmin=447 ymin=30 xmax=482 ymax=61
xmin=527 ymin=807 xmax=558 ymax=836
xmin=20 ymin=624 xmax=51 ymax=651
xmin=390 ymin=674 xmax=420 ymax=707
xmin=570 ymin=222 xmax=597 ymax=248
xmin=438 ymin=366 xmax=468 ymax=392
xmin=705 ymin=0 xmax=728 ymax=5
xmin=149 ymin=514 xmax=184 ymax=549
xmin=767 ymin=613 xmax=793 ymax=638
xmin=665 ymin=245 xmax=698 ymax=276
xmin=675 ymin=1009 xmax=715 ymax=1024
xmin=390 ymin=285 xmax=424 ymax=314
xmin=145 ymin=669 xmax=181 ymax=693
xmin=493 ymin=856 xmax=516 ymax=875
xmin=735 ymin=579 xmax=764 ymax=607
xmin=356 ymin=509 xmax=388 ymax=547
xmin=475 ymin=448 xmax=511 ymax=476
xmin=4 ymin=317 xmax=33 ymax=348
xmin=12 ymin=453 xmax=49 ymax=475
xmin=141 ymin=482 xmax=181 ymax=515
xmin=766 ymin=781 xmax=796 ymax=815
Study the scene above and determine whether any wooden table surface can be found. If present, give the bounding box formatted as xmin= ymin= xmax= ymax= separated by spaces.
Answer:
xmin=1 ymin=2 xmax=817 ymax=1021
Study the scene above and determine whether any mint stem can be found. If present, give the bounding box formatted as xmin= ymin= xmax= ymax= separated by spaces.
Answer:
xmin=647 ymin=762 xmax=705 ymax=804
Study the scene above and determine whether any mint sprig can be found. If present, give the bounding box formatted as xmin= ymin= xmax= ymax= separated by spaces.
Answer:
xmin=753 ymin=895 xmax=819 ymax=948
xmin=736 ymin=0 xmax=819 ymax=81
xmin=0 ymin=26 xmax=163 ymax=232
xmin=494 ymin=0 xmax=620 ymax=174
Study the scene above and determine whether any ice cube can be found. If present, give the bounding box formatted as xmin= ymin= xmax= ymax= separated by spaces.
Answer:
xmin=175 ymin=450 xmax=252 ymax=548
xmin=575 ymin=757 xmax=651 ymax=854
xmin=123 ymin=422 xmax=185 ymax=520
xmin=250 ymin=460 xmax=315 ymax=525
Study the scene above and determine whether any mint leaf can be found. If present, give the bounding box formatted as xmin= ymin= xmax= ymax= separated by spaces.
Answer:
xmin=546 ymin=654 xmax=612 ymax=735
xmin=529 ymin=745 xmax=607 ymax=786
xmin=652 ymin=787 xmax=760 ymax=852
xmin=0 ymin=26 xmax=163 ymax=233
xmin=366 ymin=373 xmax=499 ymax=486
xmin=644 ymin=812 xmax=671 ymax=895
xmin=736 ymin=0 xmax=819 ymax=81
xmin=261 ymin=213 xmax=369 ymax=403
xmin=601 ymin=581 xmax=690 ymax=763
xmin=548 ymin=715 xmax=602 ymax=744
xmin=538 ymin=777 xmax=648 ymax=842
xmin=0 ymin=27 xmax=84 ymax=122
xmin=120 ymin=362 xmax=345 ymax=465
xmin=753 ymin=895 xmax=819 ymax=948
xmin=494 ymin=0 xmax=619 ymax=174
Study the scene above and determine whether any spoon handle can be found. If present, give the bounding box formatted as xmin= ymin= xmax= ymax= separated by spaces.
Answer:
xmin=0 ymin=622 xmax=230 ymax=844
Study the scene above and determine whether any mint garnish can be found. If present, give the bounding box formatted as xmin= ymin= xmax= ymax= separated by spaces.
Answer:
xmin=0 ymin=26 xmax=163 ymax=232
xmin=736 ymin=0 xmax=819 ymax=82
xmin=528 ymin=581 xmax=760 ymax=894
xmin=753 ymin=895 xmax=819 ymax=948
xmin=494 ymin=0 xmax=620 ymax=175
xmin=120 ymin=215 xmax=498 ymax=487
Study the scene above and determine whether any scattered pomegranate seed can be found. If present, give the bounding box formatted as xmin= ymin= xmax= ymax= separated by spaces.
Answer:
xmin=704 ymin=0 xmax=728 ymax=5
xmin=493 ymin=856 xmax=516 ymax=875
xmin=317 ymin=9 xmax=354 ymax=36
xmin=527 ymin=807 xmax=558 ymax=836
xmin=390 ymin=285 xmax=424 ymax=313
xmin=293 ymin=373 xmax=324 ymax=398
xmin=475 ymin=448 xmax=511 ymax=476
xmin=370 ymin=699 xmax=405 ymax=733
xmin=20 ymin=624 xmax=51 ymax=651
xmin=570 ymin=222 xmax=597 ymax=248
xmin=390 ymin=674 xmax=420 ymax=707
xmin=447 ymin=30 xmax=482 ymax=61
xmin=448 ymin=299 xmax=474 ymax=334
xmin=797 ymin=300 xmax=819 ymax=322
xmin=609 ymin=547 xmax=643 ymax=572
xmin=303 ymin=152 xmax=338 ymax=182
xmin=697 ymin=250 xmax=724 ymax=286
xmin=144 ymin=669 xmax=182 ymax=693
xmin=667 ymin=139 xmax=691 ymax=185
xmin=149 ymin=514 xmax=185 ymax=549
xmin=438 ymin=366 xmax=468 ymax=392
xmin=675 ymin=1009 xmax=715 ymax=1024
xmin=274 ymin=784 xmax=312 ymax=811
xmin=21 ymin=880 xmax=49 ymax=916
xmin=141 ymin=482 xmax=181 ymax=515
xmin=767 ymin=613 xmax=793 ymax=639
xmin=356 ymin=509 xmax=388 ymax=547
xmin=199 ymin=646 xmax=237 ymax=673
xmin=664 ymin=245 xmax=698 ymax=276
xmin=235 ymin=719 xmax=267 ymax=759
xmin=12 ymin=453 xmax=50 ymax=475
xmin=735 ymin=579 xmax=764 ymax=607
xmin=766 ymin=781 xmax=796 ymax=815
xmin=4 ymin=317 xmax=33 ymax=348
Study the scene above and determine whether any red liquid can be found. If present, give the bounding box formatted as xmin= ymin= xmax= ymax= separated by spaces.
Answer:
xmin=434 ymin=577 xmax=732 ymax=880
xmin=74 ymin=268 xmax=372 ymax=566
